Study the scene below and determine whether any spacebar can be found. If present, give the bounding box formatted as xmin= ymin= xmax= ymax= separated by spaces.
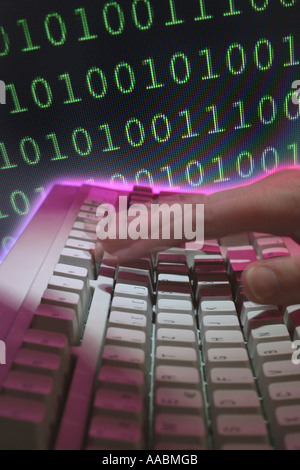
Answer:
xmin=55 ymin=275 xmax=113 ymax=450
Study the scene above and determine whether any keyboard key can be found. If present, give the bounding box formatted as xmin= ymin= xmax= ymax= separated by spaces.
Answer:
xmin=157 ymin=298 xmax=193 ymax=314
xmin=22 ymin=329 xmax=70 ymax=366
xmin=93 ymin=389 xmax=143 ymax=419
xmin=206 ymin=348 xmax=250 ymax=370
xmin=207 ymin=367 xmax=256 ymax=392
xmin=252 ymin=340 xmax=294 ymax=375
xmin=273 ymin=405 xmax=300 ymax=448
xmin=156 ymin=346 xmax=198 ymax=366
xmin=102 ymin=345 xmax=145 ymax=369
xmin=155 ymin=365 xmax=201 ymax=387
xmin=154 ymin=413 xmax=207 ymax=446
xmin=247 ymin=324 xmax=290 ymax=358
xmin=200 ymin=316 xmax=240 ymax=339
xmin=211 ymin=389 xmax=261 ymax=416
xmin=98 ymin=366 xmax=145 ymax=393
xmin=105 ymin=327 xmax=146 ymax=348
xmin=59 ymin=248 xmax=94 ymax=279
xmin=284 ymin=305 xmax=300 ymax=337
xmin=0 ymin=395 xmax=50 ymax=450
xmin=259 ymin=361 xmax=300 ymax=395
xmin=109 ymin=311 xmax=148 ymax=332
xmin=199 ymin=300 xmax=237 ymax=317
xmin=111 ymin=296 xmax=150 ymax=315
xmin=266 ymin=381 xmax=300 ymax=415
xmin=41 ymin=289 xmax=84 ymax=325
xmin=214 ymin=414 xmax=269 ymax=448
xmin=156 ymin=312 xmax=195 ymax=329
xmin=202 ymin=330 xmax=245 ymax=361
xmin=69 ymin=230 xmax=98 ymax=242
xmin=244 ymin=309 xmax=283 ymax=338
xmin=155 ymin=387 xmax=204 ymax=413
xmin=156 ymin=328 xmax=197 ymax=347
xmin=88 ymin=415 xmax=143 ymax=450
xmin=262 ymin=247 xmax=290 ymax=259
xmin=284 ymin=433 xmax=300 ymax=450
xmin=33 ymin=304 xmax=80 ymax=345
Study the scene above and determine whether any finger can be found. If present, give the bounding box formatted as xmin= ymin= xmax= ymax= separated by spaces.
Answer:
xmin=241 ymin=255 xmax=300 ymax=305
xmin=204 ymin=169 xmax=300 ymax=238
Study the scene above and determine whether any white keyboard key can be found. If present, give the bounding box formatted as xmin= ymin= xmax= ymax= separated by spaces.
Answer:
xmin=156 ymin=312 xmax=195 ymax=329
xmin=48 ymin=275 xmax=86 ymax=308
xmin=211 ymin=390 xmax=261 ymax=415
xmin=157 ymin=298 xmax=193 ymax=314
xmin=202 ymin=330 xmax=244 ymax=361
xmin=105 ymin=327 xmax=146 ymax=348
xmin=2 ymin=371 xmax=56 ymax=417
xmin=207 ymin=367 xmax=256 ymax=392
xmin=156 ymin=328 xmax=197 ymax=347
xmin=54 ymin=264 xmax=89 ymax=285
xmin=259 ymin=361 xmax=300 ymax=395
xmin=114 ymin=283 xmax=149 ymax=301
xmin=102 ymin=345 xmax=145 ymax=369
xmin=80 ymin=204 xmax=98 ymax=214
xmin=200 ymin=315 xmax=240 ymax=338
xmin=240 ymin=302 xmax=276 ymax=326
xmin=94 ymin=389 xmax=143 ymax=419
xmin=98 ymin=366 xmax=145 ymax=393
xmin=109 ymin=311 xmax=148 ymax=332
xmin=157 ymin=274 xmax=190 ymax=284
xmin=88 ymin=415 xmax=143 ymax=450
xmin=155 ymin=365 xmax=200 ymax=387
xmin=41 ymin=289 xmax=83 ymax=325
xmin=69 ymin=230 xmax=98 ymax=242
xmin=266 ymin=381 xmax=300 ymax=415
xmin=157 ymin=290 xmax=192 ymax=302
xmin=253 ymin=340 xmax=294 ymax=375
xmin=248 ymin=324 xmax=290 ymax=358
xmin=155 ymin=413 xmax=206 ymax=445
xmin=65 ymin=238 xmax=95 ymax=252
xmin=73 ymin=221 xmax=98 ymax=233
xmin=284 ymin=433 xmax=300 ymax=450
xmin=156 ymin=388 xmax=203 ymax=412
xmin=273 ymin=405 xmax=300 ymax=447
xmin=33 ymin=304 xmax=79 ymax=346
xmin=206 ymin=348 xmax=250 ymax=370
xmin=215 ymin=414 xmax=269 ymax=448
xmin=22 ymin=329 xmax=70 ymax=366
xmin=59 ymin=248 xmax=94 ymax=279
xmin=111 ymin=297 xmax=149 ymax=315
xmin=76 ymin=211 xmax=101 ymax=223
xmin=0 ymin=396 xmax=49 ymax=450
xmin=156 ymin=346 xmax=198 ymax=366
xmin=199 ymin=300 xmax=237 ymax=317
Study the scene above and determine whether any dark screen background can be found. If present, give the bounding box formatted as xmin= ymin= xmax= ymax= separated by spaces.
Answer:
xmin=0 ymin=0 xmax=299 ymax=262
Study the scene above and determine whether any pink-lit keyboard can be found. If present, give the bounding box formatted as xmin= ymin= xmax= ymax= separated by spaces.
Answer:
xmin=0 ymin=184 xmax=299 ymax=450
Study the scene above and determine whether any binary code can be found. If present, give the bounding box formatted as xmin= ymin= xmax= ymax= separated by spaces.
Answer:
xmin=0 ymin=0 xmax=299 ymax=262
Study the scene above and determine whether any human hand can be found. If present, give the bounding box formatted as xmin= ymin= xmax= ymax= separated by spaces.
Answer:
xmin=99 ymin=169 xmax=300 ymax=306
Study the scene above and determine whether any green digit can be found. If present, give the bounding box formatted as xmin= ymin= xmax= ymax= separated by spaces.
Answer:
xmin=99 ymin=124 xmax=120 ymax=152
xmin=206 ymin=105 xmax=226 ymax=134
xmin=152 ymin=114 xmax=171 ymax=143
xmin=110 ymin=173 xmax=127 ymax=184
xmin=135 ymin=169 xmax=154 ymax=186
xmin=258 ymin=95 xmax=277 ymax=125
xmin=261 ymin=147 xmax=279 ymax=172
xmin=125 ymin=118 xmax=145 ymax=147
xmin=46 ymin=133 xmax=68 ymax=161
xmin=142 ymin=58 xmax=165 ymax=90
xmin=283 ymin=35 xmax=299 ymax=67
xmin=86 ymin=67 xmax=107 ymax=98
xmin=17 ymin=19 xmax=40 ymax=52
xmin=74 ymin=8 xmax=98 ymax=41
xmin=170 ymin=52 xmax=191 ymax=85
xmin=59 ymin=73 xmax=82 ymax=104
xmin=10 ymin=190 xmax=30 ymax=216
xmin=212 ymin=156 xmax=230 ymax=183
xmin=280 ymin=0 xmax=296 ymax=6
xmin=0 ymin=27 xmax=9 ymax=56
xmin=20 ymin=137 xmax=40 ymax=165
xmin=223 ymin=0 xmax=242 ymax=16
xmin=287 ymin=142 xmax=298 ymax=165
xmin=44 ymin=13 xmax=67 ymax=46
xmin=284 ymin=91 xmax=300 ymax=120
xmin=0 ymin=142 xmax=17 ymax=170
xmin=6 ymin=83 xmax=28 ymax=114
xmin=199 ymin=49 xmax=220 ymax=80
xmin=254 ymin=39 xmax=274 ymax=71
xmin=103 ymin=2 xmax=125 ymax=35
xmin=31 ymin=77 xmax=53 ymax=108
xmin=160 ymin=165 xmax=175 ymax=188
xmin=233 ymin=100 xmax=252 ymax=130
xmin=132 ymin=0 xmax=153 ymax=30
xmin=236 ymin=151 xmax=254 ymax=178
xmin=185 ymin=161 xmax=204 ymax=187
xmin=0 ymin=210 xmax=9 ymax=220
xmin=165 ymin=0 xmax=184 ymax=26
xmin=226 ymin=43 xmax=246 ymax=75
xmin=250 ymin=0 xmax=268 ymax=11
xmin=72 ymin=128 xmax=92 ymax=156
xmin=195 ymin=0 xmax=213 ymax=21
xmin=179 ymin=109 xmax=199 ymax=138
xmin=2 ymin=236 xmax=15 ymax=252
xmin=115 ymin=62 xmax=135 ymax=94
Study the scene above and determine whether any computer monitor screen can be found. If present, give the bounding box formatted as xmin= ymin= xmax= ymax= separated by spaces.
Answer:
xmin=0 ymin=0 xmax=299 ymax=262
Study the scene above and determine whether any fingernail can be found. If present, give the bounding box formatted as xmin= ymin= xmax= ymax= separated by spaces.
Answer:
xmin=246 ymin=266 xmax=279 ymax=302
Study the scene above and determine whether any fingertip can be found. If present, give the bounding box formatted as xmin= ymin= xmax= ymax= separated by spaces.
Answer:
xmin=242 ymin=265 xmax=279 ymax=304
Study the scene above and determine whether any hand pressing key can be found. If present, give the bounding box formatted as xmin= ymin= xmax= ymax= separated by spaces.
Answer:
xmin=99 ymin=169 xmax=300 ymax=306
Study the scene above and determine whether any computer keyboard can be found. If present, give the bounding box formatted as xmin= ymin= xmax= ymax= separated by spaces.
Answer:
xmin=0 ymin=183 xmax=300 ymax=450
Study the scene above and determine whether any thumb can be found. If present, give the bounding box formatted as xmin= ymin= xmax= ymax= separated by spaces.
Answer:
xmin=242 ymin=256 xmax=300 ymax=306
